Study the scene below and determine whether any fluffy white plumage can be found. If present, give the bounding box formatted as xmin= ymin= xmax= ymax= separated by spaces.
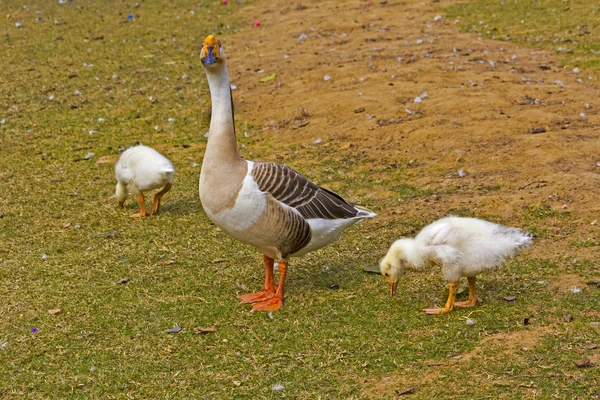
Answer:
xmin=380 ymin=216 xmax=532 ymax=313
xmin=114 ymin=144 xmax=174 ymax=216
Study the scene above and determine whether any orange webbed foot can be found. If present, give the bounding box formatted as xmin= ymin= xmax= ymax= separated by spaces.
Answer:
xmin=238 ymin=290 xmax=275 ymax=304
xmin=131 ymin=211 xmax=148 ymax=218
xmin=454 ymin=296 xmax=481 ymax=308
xmin=423 ymin=306 xmax=453 ymax=315
xmin=251 ymin=296 xmax=283 ymax=312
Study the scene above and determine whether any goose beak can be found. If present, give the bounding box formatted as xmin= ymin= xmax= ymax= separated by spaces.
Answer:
xmin=388 ymin=281 xmax=398 ymax=296
xmin=201 ymin=34 xmax=219 ymax=65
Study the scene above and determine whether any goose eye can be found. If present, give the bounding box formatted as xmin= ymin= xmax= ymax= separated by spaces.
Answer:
xmin=384 ymin=273 xmax=389 ymax=277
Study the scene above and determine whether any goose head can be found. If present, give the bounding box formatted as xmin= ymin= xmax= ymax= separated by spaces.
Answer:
xmin=200 ymin=34 xmax=224 ymax=68
xmin=379 ymin=239 xmax=412 ymax=296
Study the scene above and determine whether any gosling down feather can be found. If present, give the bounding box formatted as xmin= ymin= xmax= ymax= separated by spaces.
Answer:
xmin=380 ymin=216 xmax=532 ymax=314
xmin=199 ymin=35 xmax=376 ymax=312
xmin=115 ymin=144 xmax=174 ymax=217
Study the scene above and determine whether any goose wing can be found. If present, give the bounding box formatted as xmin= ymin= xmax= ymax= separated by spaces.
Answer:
xmin=251 ymin=161 xmax=362 ymax=220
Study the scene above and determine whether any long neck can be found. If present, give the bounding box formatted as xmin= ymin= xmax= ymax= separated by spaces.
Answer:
xmin=204 ymin=63 xmax=241 ymax=164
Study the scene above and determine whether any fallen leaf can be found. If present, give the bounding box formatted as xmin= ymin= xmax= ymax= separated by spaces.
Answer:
xmin=396 ymin=387 xmax=416 ymax=396
xmin=259 ymin=73 xmax=276 ymax=83
xmin=574 ymin=358 xmax=594 ymax=368
xmin=563 ymin=314 xmax=574 ymax=323
xmin=362 ymin=265 xmax=381 ymax=274
xmin=117 ymin=277 xmax=130 ymax=284
xmin=48 ymin=308 xmax=61 ymax=315
xmin=583 ymin=343 xmax=598 ymax=350
xmin=291 ymin=121 xmax=309 ymax=130
xmin=195 ymin=327 xmax=217 ymax=334
xmin=167 ymin=325 xmax=182 ymax=334
xmin=531 ymin=127 xmax=546 ymax=134
xmin=503 ymin=295 xmax=517 ymax=301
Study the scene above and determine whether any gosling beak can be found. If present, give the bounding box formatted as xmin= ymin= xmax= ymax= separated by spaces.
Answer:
xmin=201 ymin=34 xmax=219 ymax=65
xmin=388 ymin=281 xmax=398 ymax=296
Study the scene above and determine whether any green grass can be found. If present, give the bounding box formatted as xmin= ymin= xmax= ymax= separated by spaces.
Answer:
xmin=1 ymin=0 xmax=600 ymax=398
xmin=445 ymin=0 xmax=600 ymax=76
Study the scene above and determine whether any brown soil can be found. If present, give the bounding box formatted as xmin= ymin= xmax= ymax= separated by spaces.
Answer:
xmin=363 ymin=326 xmax=554 ymax=398
xmin=548 ymin=273 xmax=585 ymax=292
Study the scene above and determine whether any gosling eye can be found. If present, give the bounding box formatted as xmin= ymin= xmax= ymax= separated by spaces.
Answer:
xmin=384 ymin=273 xmax=389 ymax=277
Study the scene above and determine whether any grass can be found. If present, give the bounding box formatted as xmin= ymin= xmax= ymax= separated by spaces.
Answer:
xmin=445 ymin=0 xmax=600 ymax=76
xmin=1 ymin=0 xmax=600 ymax=398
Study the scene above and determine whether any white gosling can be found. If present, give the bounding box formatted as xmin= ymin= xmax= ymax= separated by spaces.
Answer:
xmin=115 ymin=144 xmax=174 ymax=217
xmin=199 ymin=34 xmax=376 ymax=312
xmin=380 ymin=216 xmax=532 ymax=314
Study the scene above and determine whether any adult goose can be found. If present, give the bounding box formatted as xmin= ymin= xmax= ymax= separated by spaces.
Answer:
xmin=199 ymin=35 xmax=376 ymax=312
xmin=379 ymin=216 xmax=532 ymax=314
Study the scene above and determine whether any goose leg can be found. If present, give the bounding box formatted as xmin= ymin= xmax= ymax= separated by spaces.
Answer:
xmin=423 ymin=281 xmax=458 ymax=315
xmin=238 ymin=255 xmax=276 ymax=304
xmin=454 ymin=277 xmax=481 ymax=307
xmin=131 ymin=194 xmax=148 ymax=218
xmin=251 ymin=261 xmax=287 ymax=312
xmin=152 ymin=182 xmax=172 ymax=215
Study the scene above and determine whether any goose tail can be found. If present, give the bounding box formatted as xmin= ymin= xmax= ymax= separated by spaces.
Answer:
xmin=354 ymin=206 xmax=377 ymax=220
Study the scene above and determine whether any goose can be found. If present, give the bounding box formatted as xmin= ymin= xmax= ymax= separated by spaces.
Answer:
xmin=199 ymin=35 xmax=376 ymax=312
xmin=114 ymin=144 xmax=174 ymax=217
xmin=379 ymin=216 xmax=532 ymax=314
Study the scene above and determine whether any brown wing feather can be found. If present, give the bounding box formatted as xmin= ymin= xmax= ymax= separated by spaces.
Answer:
xmin=251 ymin=162 xmax=360 ymax=220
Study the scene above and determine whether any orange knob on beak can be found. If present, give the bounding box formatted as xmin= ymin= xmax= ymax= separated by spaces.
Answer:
xmin=201 ymin=34 xmax=219 ymax=65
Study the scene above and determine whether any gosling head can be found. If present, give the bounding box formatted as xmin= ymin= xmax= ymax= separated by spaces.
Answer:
xmin=379 ymin=239 xmax=413 ymax=296
xmin=200 ymin=34 xmax=223 ymax=67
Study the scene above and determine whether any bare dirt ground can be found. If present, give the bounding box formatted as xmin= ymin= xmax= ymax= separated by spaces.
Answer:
xmin=218 ymin=0 xmax=599 ymax=395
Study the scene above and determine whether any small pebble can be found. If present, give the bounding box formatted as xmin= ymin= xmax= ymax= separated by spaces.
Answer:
xmin=563 ymin=314 xmax=574 ymax=323
xmin=503 ymin=295 xmax=517 ymax=301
